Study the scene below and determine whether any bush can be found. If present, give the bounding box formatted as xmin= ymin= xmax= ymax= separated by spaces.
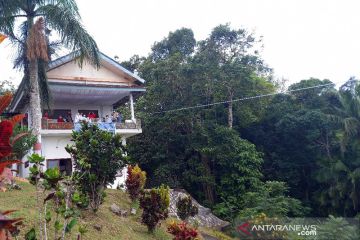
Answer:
xmin=66 ymin=122 xmax=127 ymax=211
xmin=139 ymin=184 xmax=170 ymax=232
xmin=316 ymin=215 xmax=359 ymax=240
xmin=167 ymin=221 xmax=199 ymax=240
xmin=176 ymin=195 xmax=198 ymax=221
xmin=236 ymin=181 xmax=308 ymax=218
xmin=125 ymin=164 xmax=146 ymax=202
xmin=11 ymin=126 xmax=36 ymax=159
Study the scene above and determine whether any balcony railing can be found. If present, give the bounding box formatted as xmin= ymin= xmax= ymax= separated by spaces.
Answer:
xmin=41 ymin=118 xmax=141 ymax=132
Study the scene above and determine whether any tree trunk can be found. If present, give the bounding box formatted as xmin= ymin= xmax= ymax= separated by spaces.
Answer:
xmin=200 ymin=154 xmax=215 ymax=204
xmin=228 ymin=92 xmax=234 ymax=128
xmin=29 ymin=59 xmax=42 ymax=154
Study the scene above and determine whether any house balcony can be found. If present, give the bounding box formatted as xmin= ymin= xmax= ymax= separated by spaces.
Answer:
xmin=40 ymin=118 xmax=142 ymax=137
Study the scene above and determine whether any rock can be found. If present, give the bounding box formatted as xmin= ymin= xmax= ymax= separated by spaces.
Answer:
xmin=120 ymin=210 xmax=128 ymax=217
xmin=169 ymin=189 xmax=230 ymax=230
xmin=110 ymin=203 xmax=128 ymax=217
xmin=130 ymin=208 xmax=137 ymax=215
xmin=110 ymin=203 xmax=122 ymax=215
xmin=93 ymin=224 xmax=102 ymax=231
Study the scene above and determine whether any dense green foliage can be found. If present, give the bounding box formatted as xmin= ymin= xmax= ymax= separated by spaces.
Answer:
xmin=237 ymin=181 xmax=308 ymax=218
xmin=125 ymin=24 xmax=360 ymax=222
xmin=65 ymin=122 xmax=127 ymax=211
xmin=11 ymin=126 xmax=36 ymax=159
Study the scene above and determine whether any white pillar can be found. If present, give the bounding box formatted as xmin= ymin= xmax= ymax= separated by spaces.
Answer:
xmin=121 ymin=137 xmax=127 ymax=146
xmin=129 ymin=93 xmax=135 ymax=122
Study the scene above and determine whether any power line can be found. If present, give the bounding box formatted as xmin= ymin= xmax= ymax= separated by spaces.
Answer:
xmin=151 ymin=82 xmax=337 ymax=114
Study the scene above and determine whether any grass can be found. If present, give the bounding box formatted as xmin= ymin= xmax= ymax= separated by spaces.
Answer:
xmin=1 ymin=182 xmax=234 ymax=240
xmin=1 ymin=182 xmax=171 ymax=240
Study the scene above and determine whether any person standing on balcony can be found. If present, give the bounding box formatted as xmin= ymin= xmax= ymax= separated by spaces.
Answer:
xmin=75 ymin=112 xmax=81 ymax=123
xmin=105 ymin=115 xmax=112 ymax=124
xmin=112 ymin=111 xmax=118 ymax=122
xmin=43 ymin=111 xmax=49 ymax=120
xmin=57 ymin=115 xmax=65 ymax=123
xmin=118 ymin=112 xmax=122 ymax=123
xmin=66 ymin=111 xmax=73 ymax=122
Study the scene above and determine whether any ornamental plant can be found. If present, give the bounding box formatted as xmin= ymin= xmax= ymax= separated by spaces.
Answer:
xmin=176 ymin=195 xmax=198 ymax=221
xmin=167 ymin=221 xmax=199 ymax=240
xmin=139 ymin=184 xmax=170 ymax=233
xmin=125 ymin=164 xmax=146 ymax=202
xmin=0 ymin=92 xmax=30 ymax=239
xmin=0 ymin=210 xmax=23 ymax=240
xmin=28 ymin=153 xmax=82 ymax=240
xmin=0 ymin=92 xmax=26 ymax=190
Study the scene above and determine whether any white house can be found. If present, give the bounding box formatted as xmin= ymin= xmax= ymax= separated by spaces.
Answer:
xmin=9 ymin=52 xmax=146 ymax=187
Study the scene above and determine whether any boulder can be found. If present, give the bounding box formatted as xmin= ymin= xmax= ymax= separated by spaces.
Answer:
xmin=120 ymin=209 xmax=128 ymax=217
xmin=110 ymin=203 xmax=128 ymax=217
xmin=110 ymin=203 xmax=121 ymax=215
xmin=169 ymin=189 xmax=230 ymax=230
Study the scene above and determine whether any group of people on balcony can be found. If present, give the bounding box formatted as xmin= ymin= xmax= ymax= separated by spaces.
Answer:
xmin=43 ymin=111 xmax=72 ymax=123
xmin=73 ymin=111 xmax=122 ymax=133
xmin=74 ymin=112 xmax=97 ymax=123
xmin=74 ymin=111 xmax=122 ymax=124
xmin=43 ymin=111 xmax=122 ymax=124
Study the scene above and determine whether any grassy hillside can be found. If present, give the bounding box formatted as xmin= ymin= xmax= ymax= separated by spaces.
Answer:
xmin=1 ymin=181 xmax=171 ymax=240
xmin=1 ymin=182 xmax=232 ymax=240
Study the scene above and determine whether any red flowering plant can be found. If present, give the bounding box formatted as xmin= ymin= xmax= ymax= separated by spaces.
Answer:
xmin=0 ymin=210 xmax=23 ymax=240
xmin=0 ymin=92 xmax=27 ymax=238
xmin=0 ymin=92 xmax=26 ymax=190
xmin=167 ymin=221 xmax=199 ymax=240
xmin=125 ymin=164 xmax=146 ymax=202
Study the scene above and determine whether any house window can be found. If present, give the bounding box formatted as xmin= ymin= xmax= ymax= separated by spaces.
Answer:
xmin=47 ymin=158 xmax=72 ymax=176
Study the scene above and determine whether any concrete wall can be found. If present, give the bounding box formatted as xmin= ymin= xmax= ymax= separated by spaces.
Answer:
xmin=47 ymin=61 xmax=134 ymax=85
xmin=18 ymin=134 xmax=129 ymax=190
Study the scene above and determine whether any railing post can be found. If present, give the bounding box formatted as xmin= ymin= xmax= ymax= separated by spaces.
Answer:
xmin=129 ymin=92 xmax=135 ymax=122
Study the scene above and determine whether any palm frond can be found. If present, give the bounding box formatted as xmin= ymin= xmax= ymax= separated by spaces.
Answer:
xmin=343 ymin=117 xmax=360 ymax=137
xmin=36 ymin=3 xmax=100 ymax=67
xmin=0 ymin=0 xmax=24 ymax=16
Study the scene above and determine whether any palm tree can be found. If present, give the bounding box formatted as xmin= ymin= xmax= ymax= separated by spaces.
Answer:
xmin=332 ymin=78 xmax=360 ymax=152
xmin=0 ymin=0 xmax=99 ymax=152
xmin=320 ymin=78 xmax=360 ymax=215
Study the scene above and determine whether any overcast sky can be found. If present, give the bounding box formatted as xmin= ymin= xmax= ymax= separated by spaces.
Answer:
xmin=1 ymin=0 xmax=359 ymax=86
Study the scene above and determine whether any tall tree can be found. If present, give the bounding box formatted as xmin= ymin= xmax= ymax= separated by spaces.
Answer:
xmin=196 ymin=24 xmax=272 ymax=128
xmin=0 ymin=0 xmax=99 ymax=151
xmin=128 ymin=26 xmax=275 ymax=215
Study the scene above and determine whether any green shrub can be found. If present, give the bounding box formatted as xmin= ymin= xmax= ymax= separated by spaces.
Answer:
xmin=66 ymin=122 xmax=127 ymax=211
xmin=176 ymin=195 xmax=198 ymax=221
